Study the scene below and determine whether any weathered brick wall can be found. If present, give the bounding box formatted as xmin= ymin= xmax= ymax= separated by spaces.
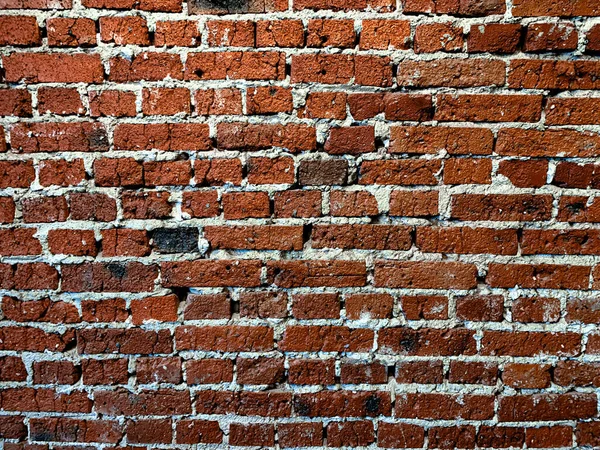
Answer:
xmin=1 ymin=0 xmax=600 ymax=447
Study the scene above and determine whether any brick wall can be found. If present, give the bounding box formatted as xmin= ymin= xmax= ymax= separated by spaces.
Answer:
xmin=1 ymin=0 xmax=600 ymax=447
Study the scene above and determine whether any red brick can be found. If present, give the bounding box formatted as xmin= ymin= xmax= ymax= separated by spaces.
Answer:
xmin=274 ymin=190 xmax=322 ymax=218
xmin=379 ymin=327 xmax=476 ymax=356
xmin=2 ymin=297 xmax=78 ymax=323
xmin=451 ymin=194 xmax=552 ymax=221
xmin=588 ymin=24 xmax=600 ymax=52
xmin=186 ymin=359 xmax=233 ymax=384
xmin=247 ymin=86 xmax=293 ymax=114
xmin=396 ymin=393 xmax=494 ymax=419
xmin=114 ymin=123 xmax=210 ymax=151
xmin=3 ymin=53 xmax=103 ymax=83
xmin=142 ymin=88 xmax=190 ymax=115
xmin=375 ymin=261 xmax=478 ymax=289
xmin=397 ymin=59 xmax=506 ymax=87
xmin=143 ymin=160 xmax=192 ymax=186
xmin=0 ymin=89 xmax=32 ymax=117
xmin=396 ymin=360 xmax=444 ymax=384
xmin=155 ymin=20 xmax=200 ymax=46
xmin=481 ymin=331 xmax=581 ymax=356
xmin=185 ymin=51 xmax=285 ymax=81
xmin=307 ymin=19 xmax=356 ymax=48
xmin=0 ymin=327 xmax=74 ymax=351
xmin=1 ymin=388 xmax=91 ymax=413
xmin=292 ymin=293 xmax=340 ymax=319
xmin=293 ymin=391 xmax=391 ymax=417
xmin=162 ymin=260 xmax=262 ymax=287
xmin=416 ymin=226 xmax=517 ymax=254
xmin=414 ymin=23 xmax=463 ymax=53
xmin=230 ymin=424 xmax=274 ymax=447
xmin=94 ymin=389 xmax=191 ymax=415
xmin=126 ymin=419 xmax=171 ymax=444
xmin=217 ymin=123 xmax=316 ymax=152
xmin=102 ymin=229 xmax=150 ymax=257
xmin=389 ymin=190 xmax=439 ymax=217
xmin=509 ymin=59 xmax=600 ymax=89
xmin=546 ymin=97 xmax=600 ymax=125
xmin=498 ymin=129 xmax=600 ymax=157
xmin=89 ymin=90 xmax=137 ymax=117
xmin=239 ymin=291 xmax=287 ymax=318
xmin=237 ymin=357 xmax=284 ymax=385
xmin=0 ymin=356 xmax=27 ymax=381
xmin=278 ymin=423 xmax=323 ymax=448
xmin=359 ymin=160 xmax=441 ymax=185
xmin=448 ymin=361 xmax=498 ymax=385
xmin=527 ymin=426 xmax=572 ymax=448
xmin=468 ymin=24 xmax=522 ymax=53
xmin=280 ymin=326 xmax=373 ymax=352
xmin=360 ymin=19 xmax=410 ymax=49
xmin=184 ymin=293 xmax=230 ymax=320
xmin=456 ymin=295 xmax=504 ymax=322
xmin=123 ymin=191 xmax=172 ymax=219
xmin=30 ymin=418 xmax=122 ymax=443
xmin=206 ymin=20 xmax=254 ymax=47
xmin=300 ymin=91 xmax=347 ymax=119
xmin=498 ymin=159 xmax=548 ymax=188
xmin=503 ymin=363 xmax=551 ymax=388
xmin=109 ymin=52 xmax=183 ymax=81
xmin=33 ymin=361 xmax=79 ymax=384
xmin=499 ymin=393 xmax=597 ymax=421
xmin=402 ymin=0 xmax=505 ymax=15
xmin=525 ymin=22 xmax=578 ymax=52
xmin=176 ymin=326 xmax=273 ymax=351
xmin=77 ymin=328 xmax=173 ymax=355
xmin=182 ymin=191 xmax=219 ymax=218
xmin=222 ymin=191 xmax=270 ymax=219
xmin=295 ymin=0 xmax=394 ymax=11
xmin=487 ymin=263 xmax=590 ymax=289
xmin=22 ymin=196 xmax=69 ymax=223
xmin=345 ymin=293 xmax=393 ymax=319
xmin=205 ymin=225 xmax=303 ymax=250
xmin=39 ymin=159 xmax=85 ymax=186
xmin=256 ymin=20 xmax=305 ymax=47
xmin=176 ymin=420 xmax=222 ymax=444
xmin=81 ymin=298 xmax=128 ymax=323
xmin=428 ymin=426 xmax=476 ymax=449
xmin=289 ymin=358 xmax=335 ymax=384
xmin=248 ymin=156 xmax=294 ymax=184
xmin=513 ymin=0 xmax=599 ymax=16
xmin=435 ymin=93 xmax=542 ymax=122
xmin=82 ymin=359 xmax=128 ymax=385
xmin=390 ymin=126 xmax=493 ymax=155
xmin=47 ymin=18 xmax=96 ymax=47
xmin=11 ymin=123 xmax=108 ymax=153
xmin=402 ymin=295 xmax=448 ymax=320
xmin=267 ymin=260 xmax=367 ymax=287
xmin=443 ymin=158 xmax=492 ymax=184
xmin=131 ymin=294 xmax=178 ymax=325
xmin=62 ymin=262 xmax=158 ymax=292
xmin=330 ymin=190 xmax=378 ymax=217
xmin=195 ymin=158 xmax=242 ymax=185
xmin=312 ymin=224 xmax=412 ymax=250
xmin=512 ymin=297 xmax=561 ymax=323
xmin=0 ymin=161 xmax=34 ymax=188
xmin=48 ymin=229 xmax=97 ymax=256
xmin=328 ymin=421 xmax=375 ymax=447
xmin=70 ymin=193 xmax=116 ymax=222
xmin=0 ymin=16 xmax=40 ymax=46
xmin=378 ymin=423 xmax=425 ymax=448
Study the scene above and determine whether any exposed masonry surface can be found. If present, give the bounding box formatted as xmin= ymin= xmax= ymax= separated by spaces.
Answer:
xmin=2 ymin=0 xmax=600 ymax=448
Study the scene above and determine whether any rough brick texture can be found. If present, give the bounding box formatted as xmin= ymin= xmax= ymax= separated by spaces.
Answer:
xmin=0 ymin=0 xmax=600 ymax=448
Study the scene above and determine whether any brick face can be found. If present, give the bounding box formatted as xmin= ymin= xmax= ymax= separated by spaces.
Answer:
xmin=0 ymin=0 xmax=599 ymax=447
